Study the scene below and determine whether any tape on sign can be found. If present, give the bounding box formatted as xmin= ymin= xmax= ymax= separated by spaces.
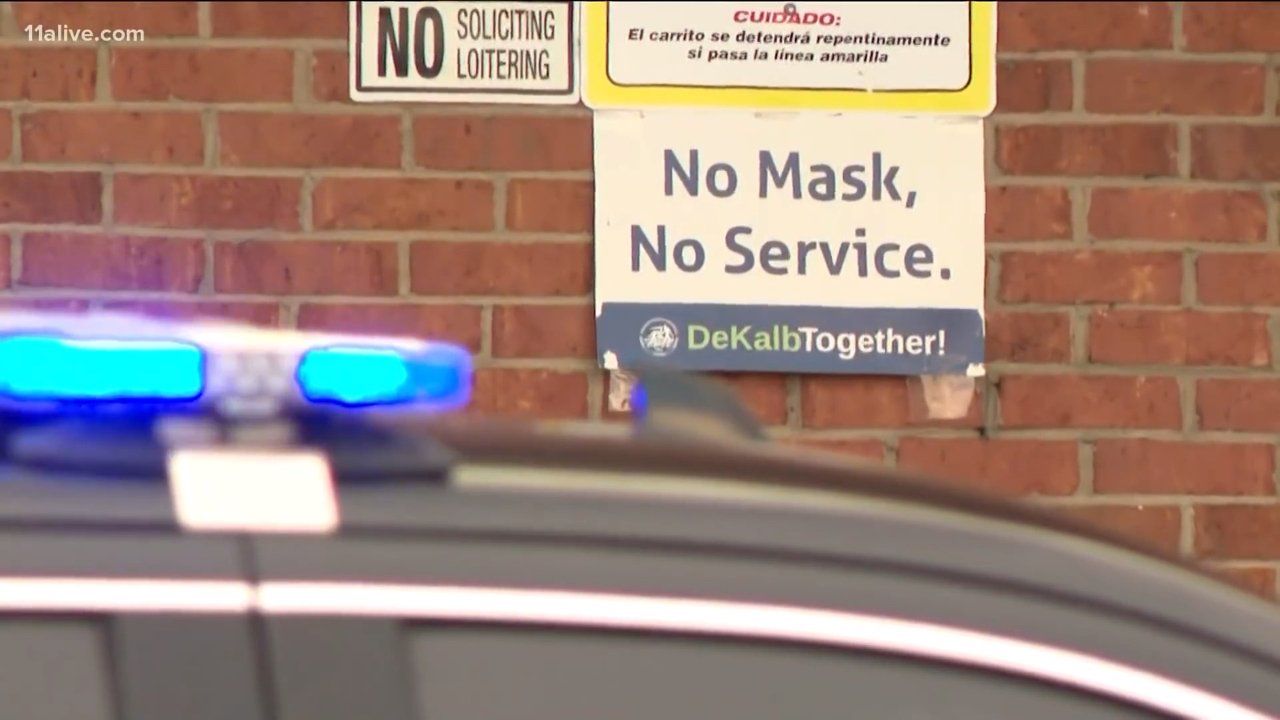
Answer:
xmin=913 ymin=375 xmax=977 ymax=421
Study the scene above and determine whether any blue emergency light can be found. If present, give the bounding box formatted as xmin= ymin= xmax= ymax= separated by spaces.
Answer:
xmin=0 ymin=330 xmax=473 ymax=413
xmin=296 ymin=343 xmax=472 ymax=409
xmin=0 ymin=335 xmax=205 ymax=402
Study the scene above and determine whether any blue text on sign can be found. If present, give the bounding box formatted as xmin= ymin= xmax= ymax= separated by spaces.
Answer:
xmin=630 ymin=225 xmax=947 ymax=279
xmin=665 ymin=149 xmax=916 ymax=206
xmin=626 ymin=148 xmax=948 ymax=280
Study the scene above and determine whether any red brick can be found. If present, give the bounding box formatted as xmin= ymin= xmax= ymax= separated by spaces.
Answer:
xmin=996 ymin=124 xmax=1177 ymax=177
xmin=898 ymin=438 xmax=1079 ymax=497
xmin=212 ymin=1 xmax=346 ymax=38
xmin=1088 ymin=188 xmax=1266 ymax=243
xmin=1051 ymin=504 xmax=1182 ymax=555
xmin=111 ymin=48 xmax=293 ymax=102
xmin=1095 ymin=440 xmax=1275 ymax=496
xmin=0 ymin=112 xmax=11 ymax=162
xmin=1209 ymin=566 xmax=1277 ymax=600
xmin=783 ymin=438 xmax=886 ymax=463
xmin=999 ymin=251 xmax=1181 ymax=305
xmin=414 ymin=115 xmax=593 ymax=172
xmin=470 ymin=369 xmax=588 ymax=420
xmin=1084 ymin=60 xmax=1265 ymax=115
xmin=219 ymin=113 xmax=400 ymax=169
xmin=998 ymin=2 xmax=1171 ymax=50
xmin=492 ymin=304 xmax=594 ymax=359
xmin=310 ymin=50 xmax=349 ymax=103
xmin=20 ymin=233 xmax=202 ymax=292
xmin=312 ymin=178 xmax=493 ymax=232
xmin=1184 ymin=2 xmax=1280 ymax=52
xmin=1195 ymin=506 xmax=1280 ymax=560
xmin=1191 ymin=126 xmax=1280 ymax=182
xmin=985 ymin=186 xmax=1072 ymax=242
xmin=13 ymin=1 xmax=197 ymax=36
xmin=0 ymin=236 xmax=10 ymax=288
xmin=114 ymin=175 xmax=300 ymax=230
xmin=410 ymin=241 xmax=590 ymax=297
xmin=995 ymin=60 xmax=1072 ymax=113
xmin=213 ymin=241 xmax=398 ymax=296
xmin=999 ymin=375 xmax=1181 ymax=429
xmin=0 ymin=47 xmax=95 ymax=101
xmin=21 ymin=111 xmax=203 ymax=165
xmin=799 ymin=376 xmax=983 ymax=429
xmin=100 ymin=300 xmax=280 ymax=326
xmin=1090 ymin=310 xmax=1270 ymax=367
xmin=0 ymin=297 xmax=90 ymax=313
xmin=296 ymin=303 xmax=483 ymax=351
xmin=1197 ymin=254 xmax=1280 ymax=306
xmin=506 ymin=180 xmax=593 ymax=233
xmin=0 ymin=171 xmax=101 ymax=224
xmin=1198 ymin=380 xmax=1280 ymax=433
xmin=704 ymin=373 xmax=789 ymax=426
xmin=985 ymin=311 xmax=1072 ymax=363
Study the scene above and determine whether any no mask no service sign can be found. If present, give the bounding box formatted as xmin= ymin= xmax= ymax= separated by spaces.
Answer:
xmin=349 ymin=0 xmax=579 ymax=103
xmin=593 ymin=111 xmax=988 ymax=378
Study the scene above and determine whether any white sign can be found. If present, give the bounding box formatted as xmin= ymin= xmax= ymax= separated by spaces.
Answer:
xmin=583 ymin=1 xmax=996 ymax=114
xmin=350 ymin=0 xmax=579 ymax=104
xmin=593 ymin=111 xmax=986 ymax=377
xmin=169 ymin=449 xmax=339 ymax=534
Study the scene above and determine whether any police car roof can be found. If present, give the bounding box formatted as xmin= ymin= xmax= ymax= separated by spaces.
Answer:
xmin=0 ymin=408 xmax=1242 ymax=588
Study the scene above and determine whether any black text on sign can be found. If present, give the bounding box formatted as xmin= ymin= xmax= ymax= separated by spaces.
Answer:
xmin=349 ymin=0 xmax=579 ymax=104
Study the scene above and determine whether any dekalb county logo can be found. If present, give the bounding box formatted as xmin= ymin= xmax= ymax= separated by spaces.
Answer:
xmin=639 ymin=318 xmax=679 ymax=357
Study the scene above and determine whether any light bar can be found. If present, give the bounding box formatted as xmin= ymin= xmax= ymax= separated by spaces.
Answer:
xmin=630 ymin=381 xmax=649 ymax=417
xmin=295 ymin=343 xmax=472 ymax=409
xmin=0 ymin=334 xmax=205 ymax=403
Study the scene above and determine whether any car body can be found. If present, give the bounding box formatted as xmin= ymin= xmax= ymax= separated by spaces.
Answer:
xmin=2 ymin=410 xmax=1280 ymax=720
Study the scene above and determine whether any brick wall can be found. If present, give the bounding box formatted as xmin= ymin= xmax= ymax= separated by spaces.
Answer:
xmin=0 ymin=2 xmax=1277 ymax=598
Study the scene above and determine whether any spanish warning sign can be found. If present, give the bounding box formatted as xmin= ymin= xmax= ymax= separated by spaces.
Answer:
xmin=350 ymin=0 xmax=579 ymax=104
xmin=593 ymin=111 xmax=986 ymax=376
xmin=582 ymin=1 xmax=995 ymax=114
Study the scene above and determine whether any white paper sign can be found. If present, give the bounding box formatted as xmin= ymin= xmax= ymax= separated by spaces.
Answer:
xmin=593 ymin=110 xmax=987 ymax=377
xmin=169 ymin=449 xmax=340 ymax=534
xmin=350 ymin=0 xmax=579 ymax=103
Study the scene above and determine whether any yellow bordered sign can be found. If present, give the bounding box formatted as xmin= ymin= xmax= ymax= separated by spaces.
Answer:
xmin=582 ymin=1 xmax=995 ymax=115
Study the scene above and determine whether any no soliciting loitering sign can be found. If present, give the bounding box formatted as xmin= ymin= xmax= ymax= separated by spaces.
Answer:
xmin=350 ymin=1 xmax=579 ymax=104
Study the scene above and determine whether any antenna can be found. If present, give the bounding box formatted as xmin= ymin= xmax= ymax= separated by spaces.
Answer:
xmin=630 ymin=368 xmax=766 ymax=443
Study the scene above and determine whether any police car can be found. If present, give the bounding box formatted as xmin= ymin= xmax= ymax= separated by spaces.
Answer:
xmin=1 ymin=310 xmax=1279 ymax=720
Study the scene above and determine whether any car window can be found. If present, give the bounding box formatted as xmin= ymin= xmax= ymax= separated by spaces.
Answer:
xmin=0 ymin=620 xmax=116 ymax=720
xmin=408 ymin=625 xmax=1170 ymax=720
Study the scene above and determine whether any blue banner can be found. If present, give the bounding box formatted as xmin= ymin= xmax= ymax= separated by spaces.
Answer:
xmin=597 ymin=302 xmax=983 ymax=375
